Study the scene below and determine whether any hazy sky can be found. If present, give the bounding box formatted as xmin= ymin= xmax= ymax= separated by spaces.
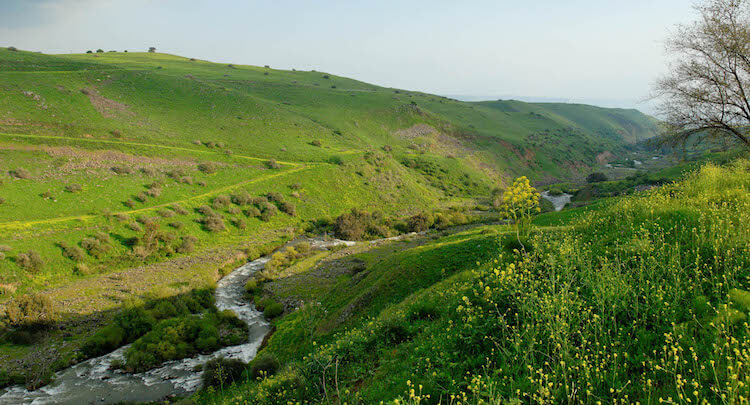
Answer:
xmin=0 ymin=0 xmax=697 ymax=111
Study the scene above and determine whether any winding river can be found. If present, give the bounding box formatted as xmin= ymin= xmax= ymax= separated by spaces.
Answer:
xmin=541 ymin=191 xmax=573 ymax=212
xmin=0 ymin=238 xmax=352 ymax=404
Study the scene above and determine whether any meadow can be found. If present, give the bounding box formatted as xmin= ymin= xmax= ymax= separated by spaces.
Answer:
xmin=0 ymin=47 xmax=665 ymax=394
xmin=197 ymin=158 xmax=750 ymax=404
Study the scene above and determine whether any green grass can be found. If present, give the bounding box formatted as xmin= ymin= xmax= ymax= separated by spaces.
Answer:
xmin=0 ymin=47 xmax=664 ymax=394
xmin=197 ymin=159 xmax=750 ymax=404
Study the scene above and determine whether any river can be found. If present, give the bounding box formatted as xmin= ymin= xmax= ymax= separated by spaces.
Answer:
xmin=541 ymin=191 xmax=573 ymax=212
xmin=0 ymin=238 xmax=351 ymax=404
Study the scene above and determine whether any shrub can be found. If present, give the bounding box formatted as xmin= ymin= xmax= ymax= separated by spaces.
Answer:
xmin=202 ymin=357 xmax=246 ymax=389
xmin=123 ymin=200 xmax=135 ymax=208
xmin=0 ymin=197 xmax=5 ymax=205
xmin=279 ymin=201 xmax=296 ymax=216
xmin=168 ymin=221 xmax=184 ymax=230
xmin=81 ymin=233 xmax=111 ymax=258
xmin=334 ymin=208 xmax=387 ymax=240
xmin=60 ymin=242 xmax=85 ymax=262
xmin=266 ymin=159 xmax=281 ymax=169
xmin=266 ymin=192 xmax=284 ymax=203
xmin=407 ymin=212 xmax=434 ymax=232
xmin=86 ymin=50 xmax=92 ymax=54
xmin=231 ymin=191 xmax=253 ymax=206
xmin=111 ymin=166 xmax=133 ymax=175
xmin=328 ymin=156 xmax=344 ymax=165
xmin=176 ymin=235 xmax=197 ymax=254
xmin=263 ymin=302 xmax=284 ymax=319
xmin=7 ymin=46 xmax=18 ymax=51
xmin=16 ymin=250 xmax=43 ymax=272
xmin=231 ymin=217 xmax=246 ymax=229
xmin=9 ymin=168 xmax=31 ymax=179
xmin=310 ymin=139 xmax=322 ymax=147
xmin=64 ymin=184 xmax=82 ymax=193
xmin=96 ymin=49 xmax=104 ymax=53
xmin=586 ymin=172 xmax=608 ymax=183
xmin=289 ymin=183 xmax=302 ymax=190
xmin=5 ymin=293 xmax=56 ymax=328
xmin=197 ymin=205 xmax=215 ymax=216
xmin=212 ymin=195 xmax=231 ymax=210
xmin=197 ymin=162 xmax=218 ymax=174
xmin=202 ymin=215 xmax=226 ymax=232
xmin=244 ymin=206 xmax=261 ymax=218
xmin=158 ymin=209 xmax=175 ymax=218
xmin=259 ymin=203 xmax=277 ymax=222
xmin=180 ymin=176 xmax=194 ymax=185
xmin=171 ymin=204 xmax=189 ymax=215
xmin=80 ymin=325 xmax=125 ymax=357
xmin=250 ymin=352 xmax=280 ymax=380
xmin=148 ymin=47 xmax=156 ymax=53
xmin=134 ymin=192 xmax=148 ymax=203
xmin=145 ymin=187 xmax=162 ymax=198
xmin=73 ymin=263 xmax=92 ymax=276
xmin=245 ymin=279 xmax=261 ymax=295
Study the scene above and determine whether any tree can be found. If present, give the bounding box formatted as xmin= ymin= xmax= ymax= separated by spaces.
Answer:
xmin=498 ymin=176 xmax=540 ymax=249
xmin=653 ymin=0 xmax=750 ymax=147
xmin=148 ymin=47 xmax=156 ymax=53
xmin=586 ymin=172 xmax=608 ymax=183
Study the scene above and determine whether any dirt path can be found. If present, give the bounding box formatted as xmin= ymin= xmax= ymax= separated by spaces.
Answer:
xmin=0 ymin=132 xmax=315 ymax=230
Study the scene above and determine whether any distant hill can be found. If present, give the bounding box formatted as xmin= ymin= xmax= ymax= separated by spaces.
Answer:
xmin=0 ymin=49 xmax=660 ymax=183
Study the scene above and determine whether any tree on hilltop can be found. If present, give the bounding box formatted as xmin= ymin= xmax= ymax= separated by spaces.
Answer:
xmin=148 ymin=47 xmax=156 ymax=53
xmin=654 ymin=0 xmax=750 ymax=147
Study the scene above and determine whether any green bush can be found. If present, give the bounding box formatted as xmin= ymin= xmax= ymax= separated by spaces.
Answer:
xmin=64 ymin=183 xmax=82 ymax=193
xmin=263 ymin=303 xmax=284 ymax=319
xmin=15 ymin=250 xmax=43 ymax=272
xmin=407 ymin=212 xmax=434 ymax=232
xmin=202 ymin=357 xmax=246 ymax=389
xmin=4 ymin=293 xmax=56 ymax=329
xmin=202 ymin=214 xmax=226 ymax=232
xmin=124 ymin=311 xmax=247 ymax=372
xmin=59 ymin=242 xmax=85 ymax=262
xmin=250 ymin=352 xmax=280 ymax=380
xmin=231 ymin=191 xmax=253 ymax=206
xmin=197 ymin=162 xmax=218 ymax=174
xmin=586 ymin=172 xmax=608 ymax=183
xmin=212 ymin=194 xmax=231 ymax=210
xmin=244 ymin=279 xmax=261 ymax=295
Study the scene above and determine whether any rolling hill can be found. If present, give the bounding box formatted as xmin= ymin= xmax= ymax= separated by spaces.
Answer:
xmin=0 ymin=47 xmax=663 ymax=393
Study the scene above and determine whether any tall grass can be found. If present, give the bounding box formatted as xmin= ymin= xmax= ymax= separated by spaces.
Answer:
xmin=197 ymin=160 xmax=750 ymax=404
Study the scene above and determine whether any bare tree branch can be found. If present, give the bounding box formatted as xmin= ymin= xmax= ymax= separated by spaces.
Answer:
xmin=653 ymin=0 xmax=750 ymax=147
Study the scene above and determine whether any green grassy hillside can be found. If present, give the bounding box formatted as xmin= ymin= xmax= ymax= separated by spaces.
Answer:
xmin=199 ymin=159 xmax=750 ymax=404
xmin=0 ymin=47 xmax=663 ymax=390
xmin=0 ymin=48 xmax=661 ymax=296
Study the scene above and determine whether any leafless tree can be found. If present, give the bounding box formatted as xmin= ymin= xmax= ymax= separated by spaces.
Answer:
xmin=653 ymin=0 xmax=750 ymax=147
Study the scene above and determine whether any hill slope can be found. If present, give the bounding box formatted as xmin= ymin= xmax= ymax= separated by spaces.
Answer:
xmin=199 ymin=159 xmax=750 ymax=404
xmin=0 ymin=48 xmax=661 ymax=293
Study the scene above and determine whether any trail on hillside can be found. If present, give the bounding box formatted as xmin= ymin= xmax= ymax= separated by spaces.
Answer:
xmin=0 ymin=132 xmax=314 ymax=230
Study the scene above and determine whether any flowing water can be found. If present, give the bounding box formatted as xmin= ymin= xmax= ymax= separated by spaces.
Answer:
xmin=541 ymin=191 xmax=573 ymax=212
xmin=0 ymin=238 xmax=353 ymax=405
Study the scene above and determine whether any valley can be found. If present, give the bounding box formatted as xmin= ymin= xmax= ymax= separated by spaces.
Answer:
xmin=0 ymin=45 xmax=746 ymax=405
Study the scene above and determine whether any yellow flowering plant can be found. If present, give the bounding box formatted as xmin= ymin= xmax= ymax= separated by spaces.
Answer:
xmin=498 ymin=176 xmax=540 ymax=249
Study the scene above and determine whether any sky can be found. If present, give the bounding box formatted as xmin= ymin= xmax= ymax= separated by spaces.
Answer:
xmin=0 ymin=0 xmax=698 ymax=113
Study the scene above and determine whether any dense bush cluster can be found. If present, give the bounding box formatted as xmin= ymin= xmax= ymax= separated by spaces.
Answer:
xmin=332 ymin=207 xmax=470 ymax=241
xmin=125 ymin=310 xmax=246 ymax=372
xmin=81 ymin=289 xmax=214 ymax=359
xmin=4 ymin=293 xmax=56 ymax=329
